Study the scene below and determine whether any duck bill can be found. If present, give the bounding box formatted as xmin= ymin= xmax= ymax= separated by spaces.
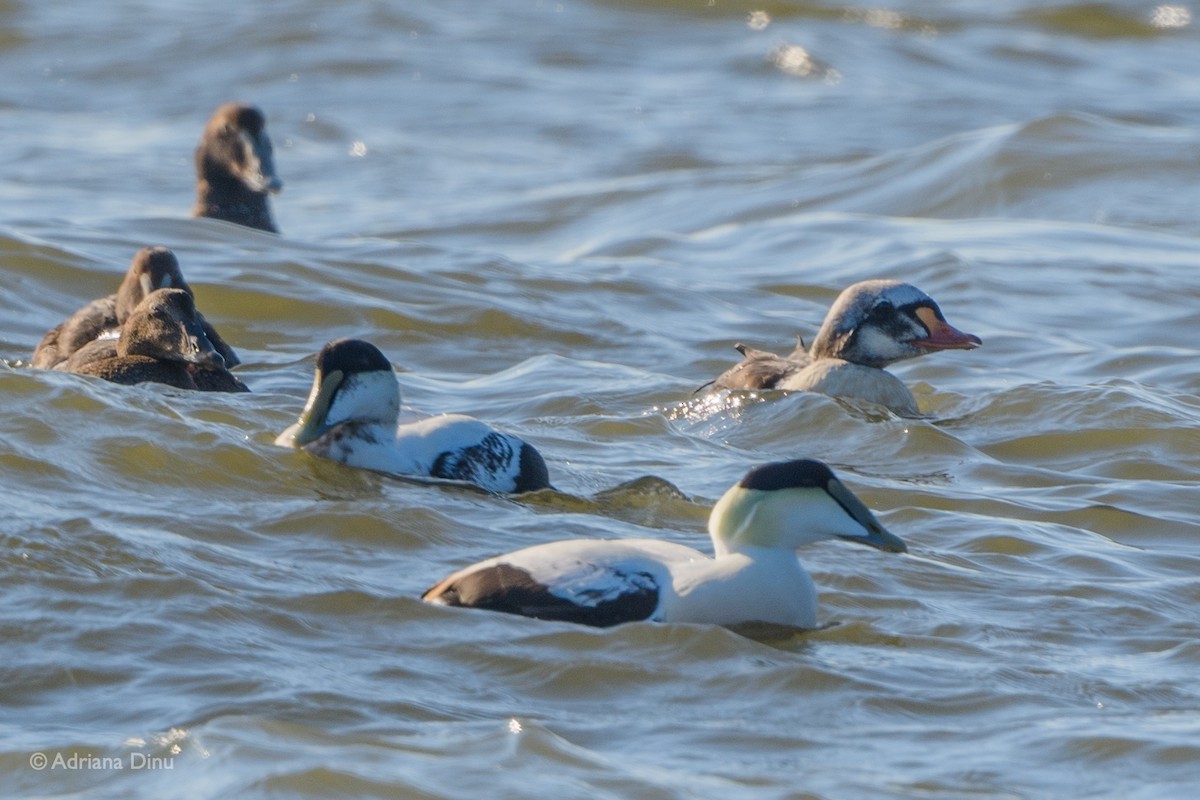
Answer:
xmin=240 ymin=129 xmax=283 ymax=194
xmin=288 ymin=369 xmax=343 ymax=447
xmin=182 ymin=330 xmax=226 ymax=369
xmin=826 ymin=478 xmax=907 ymax=553
xmin=140 ymin=272 xmax=174 ymax=297
xmin=913 ymin=308 xmax=982 ymax=351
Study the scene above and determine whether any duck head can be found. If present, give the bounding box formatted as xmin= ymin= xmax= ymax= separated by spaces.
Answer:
xmin=283 ymin=338 xmax=400 ymax=447
xmin=709 ymin=459 xmax=906 ymax=557
xmin=116 ymin=247 xmax=192 ymax=322
xmin=196 ymin=103 xmax=283 ymax=198
xmin=809 ymin=279 xmax=981 ymax=368
xmin=119 ymin=288 xmax=225 ymax=368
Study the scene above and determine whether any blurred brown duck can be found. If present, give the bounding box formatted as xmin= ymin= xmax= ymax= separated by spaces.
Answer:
xmin=700 ymin=279 xmax=981 ymax=416
xmin=57 ymin=288 xmax=245 ymax=392
xmin=192 ymin=102 xmax=283 ymax=233
xmin=31 ymin=246 xmax=239 ymax=371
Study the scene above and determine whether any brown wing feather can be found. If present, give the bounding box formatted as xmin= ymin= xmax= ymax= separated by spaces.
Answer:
xmin=699 ymin=342 xmax=811 ymax=392
xmin=424 ymin=562 xmax=659 ymax=628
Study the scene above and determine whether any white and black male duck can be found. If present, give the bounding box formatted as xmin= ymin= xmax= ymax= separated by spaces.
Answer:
xmin=275 ymin=338 xmax=551 ymax=494
xmin=423 ymin=458 xmax=905 ymax=629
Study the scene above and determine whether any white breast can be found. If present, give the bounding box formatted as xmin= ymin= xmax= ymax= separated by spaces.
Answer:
xmin=777 ymin=359 xmax=919 ymax=416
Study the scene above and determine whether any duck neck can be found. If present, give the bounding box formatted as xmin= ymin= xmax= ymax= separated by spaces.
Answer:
xmin=710 ymin=492 xmax=786 ymax=556
xmin=809 ymin=321 xmax=860 ymax=363
xmin=195 ymin=175 xmax=276 ymax=232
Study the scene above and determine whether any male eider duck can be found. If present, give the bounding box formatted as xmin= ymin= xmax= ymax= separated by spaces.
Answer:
xmin=275 ymin=338 xmax=551 ymax=494
xmin=31 ymin=246 xmax=240 ymax=372
xmin=702 ymin=279 xmax=981 ymax=417
xmin=192 ymin=102 xmax=282 ymax=233
xmin=57 ymin=288 xmax=232 ymax=391
xmin=423 ymin=459 xmax=905 ymax=628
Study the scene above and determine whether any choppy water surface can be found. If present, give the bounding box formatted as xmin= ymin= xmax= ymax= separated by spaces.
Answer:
xmin=2 ymin=1 xmax=1200 ymax=798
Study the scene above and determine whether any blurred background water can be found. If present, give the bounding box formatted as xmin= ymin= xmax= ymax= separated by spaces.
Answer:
xmin=2 ymin=1 xmax=1200 ymax=797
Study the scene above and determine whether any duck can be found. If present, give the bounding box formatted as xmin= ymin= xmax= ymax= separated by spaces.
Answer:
xmin=700 ymin=279 xmax=982 ymax=417
xmin=57 ymin=288 xmax=235 ymax=391
xmin=186 ymin=362 xmax=251 ymax=393
xmin=274 ymin=338 xmax=551 ymax=494
xmin=423 ymin=458 xmax=906 ymax=628
xmin=192 ymin=102 xmax=283 ymax=233
xmin=31 ymin=246 xmax=240 ymax=372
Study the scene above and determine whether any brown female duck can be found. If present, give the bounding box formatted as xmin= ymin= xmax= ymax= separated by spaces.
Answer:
xmin=32 ymin=246 xmax=239 ymax=371
xmin=192 ymin=102 xmax=283 ymax=233
xmin=58 ymin=288 xmax=243 ymax=392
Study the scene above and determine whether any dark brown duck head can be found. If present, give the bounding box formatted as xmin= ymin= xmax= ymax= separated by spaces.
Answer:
xmin=116 ymin=246 xmax=240 ymax=368
xmin=119 ymin=288 xmax=225 ymax=368
xmin=114 ymin=246 xmax=192 ymax=322
xmin=192 ymin=102 xmax=283 ymax=233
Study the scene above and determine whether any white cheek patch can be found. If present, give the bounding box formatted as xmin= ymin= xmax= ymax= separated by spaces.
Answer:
xmin=325 ymin=378 xmax=372 ymax=426
xmin=857 ymin=325 xmax=914 ymax=359
xmin=325 ymin=371 xmax=399 ymax=427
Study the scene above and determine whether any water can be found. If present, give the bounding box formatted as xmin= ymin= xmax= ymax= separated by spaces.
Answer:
xmin=2 ymin=1 xmax=1200 ymax=797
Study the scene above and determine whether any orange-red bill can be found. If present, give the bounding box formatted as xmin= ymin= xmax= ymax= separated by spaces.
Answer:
xmin=914 ymin=307 xmax=982 ymax=351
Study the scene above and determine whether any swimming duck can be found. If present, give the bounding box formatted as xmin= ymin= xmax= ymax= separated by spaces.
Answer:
xmin=31 ymin=246 xmax=240 ymax=371
xmin=57 ymin=288 xmax=232 ymax=391
xmin=423 ymin=458 xmax=905 ymax=628
xmin=275 ymin=338 xmax=551 ymax=494
xmin=186 ymin=362 xmax=250 ymax=393
xmin=192 ymin=102 xmax=282 ymax=233
xmin=701 ymin=279 xmax=981 ymax=416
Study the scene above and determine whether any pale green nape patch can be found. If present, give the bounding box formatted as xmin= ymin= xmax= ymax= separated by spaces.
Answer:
xmin=709 ymin=485 xmax=831 ymax=552
xmin=708 ymin=478 xmax=904 ymax=555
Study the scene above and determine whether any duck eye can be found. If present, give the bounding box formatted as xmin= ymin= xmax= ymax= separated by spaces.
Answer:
xmin=867 ymin=302 xmax=894 ymax=321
